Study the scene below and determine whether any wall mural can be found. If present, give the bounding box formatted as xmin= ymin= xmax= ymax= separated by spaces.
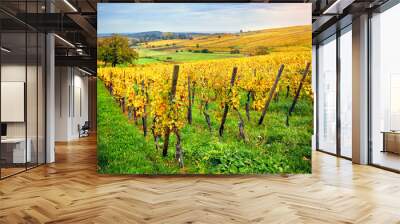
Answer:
xmin=97 ymin=3 xmax=313 ymax=174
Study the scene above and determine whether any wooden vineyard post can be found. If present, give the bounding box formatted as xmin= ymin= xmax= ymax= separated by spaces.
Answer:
xmin=203 ymin=101 xmax=212 ymax=131
xmin=151 ymin=117 xmax=161 ymax=150
xmin=187 ymin=75 xmax=192 ymax=124
xmin=219 ymin=67 xmax=238 ymax=137
xmin=286 ymin=62 xmax=311 ymax=126
xmin=274 ymin=91 xmax=279 ymax=102
xmin=258 ymin=64 xmax=285 ymax=125
xmin=122 ymin=70 xmax=126 ymax=113
xmin=108 ymin=72 xmax=112 ymax=96
xmin=141 ymin=80 xmax=148 ymax=137
xmin=128 ymin=106 xmax=132 ymax=120
xmin=121 ymin=98 xmax=125 ymax=113
xmin=234 ymin=108 xmax=246 ymax=140
xmin=191 ymin=81 xmax=196 ymax=105
xmin=133 ymin=108 xmax=137 ymax=125
xmin=174 ymin=128 xmax=184 ymax=168
xmin=162 ymin=65 xmax=180 ymax=157
xmin=286 ymin=85 xmax=290 ymax=98
xmin=245 ymin=69 xmax=255 ymax=121
xmin=245 ymin=91 xmax=251 ymax=121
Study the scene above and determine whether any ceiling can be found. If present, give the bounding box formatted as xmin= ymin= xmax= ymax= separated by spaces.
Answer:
xmin=0 ymin=0 xmax=395 ymax=72
xmin=0 ymin=0 xmax=98 ymax=73
xmin=311 ymin=0 xmax=390 ymax=43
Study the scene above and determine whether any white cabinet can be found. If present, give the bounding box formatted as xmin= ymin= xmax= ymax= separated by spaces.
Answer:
xmin=1 ymin=138 xmax=32 ymax=163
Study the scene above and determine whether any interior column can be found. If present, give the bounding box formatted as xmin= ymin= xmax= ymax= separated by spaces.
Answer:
xmin=352 ymin=14 xmax=369 ymax=164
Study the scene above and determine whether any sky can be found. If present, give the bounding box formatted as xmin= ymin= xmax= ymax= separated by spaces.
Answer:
xmin=98 ymin=3 xmax=311 ymax=34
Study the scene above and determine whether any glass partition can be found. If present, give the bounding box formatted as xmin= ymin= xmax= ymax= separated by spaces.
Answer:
xmin=0 ymin=1 xmax=46 ymax=179
xmin=1 ymin=31 xmax=28 ymax=177
xmin=339 ymin=26 xmax=352 ymax=158
xmin=370 ymin=3 xmax=400 ymax=171
xmin=317 ymin=35 xmax=337 ymax=154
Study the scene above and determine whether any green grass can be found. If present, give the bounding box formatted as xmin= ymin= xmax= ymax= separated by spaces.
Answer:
xmin=97 ymin=80 xmax=180 ymax=174
xmin=98 ymin=79 xmax=312 ymax=174
xmin=136 ymin=48 xmax=170 ymax=57
xmin=136 ymin=48 xmax=244 ymax=64
xmin=135 ymin=57 xmax=161 ymax=65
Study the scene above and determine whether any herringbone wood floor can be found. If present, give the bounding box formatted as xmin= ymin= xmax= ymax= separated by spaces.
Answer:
xmin=1 ymin=135 xmax=400 ymax=224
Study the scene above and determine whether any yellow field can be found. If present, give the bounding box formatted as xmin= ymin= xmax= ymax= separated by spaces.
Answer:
xmin=141 ymin=25 xmax=311 ymax=54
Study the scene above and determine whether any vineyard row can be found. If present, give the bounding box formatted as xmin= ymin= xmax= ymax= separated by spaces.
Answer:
xmin=98 ymin=53 xmax=312 ymax=167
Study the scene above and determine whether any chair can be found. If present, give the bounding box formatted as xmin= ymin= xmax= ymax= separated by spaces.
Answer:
xmin=78 ymin=121 xmax=90 ymax=138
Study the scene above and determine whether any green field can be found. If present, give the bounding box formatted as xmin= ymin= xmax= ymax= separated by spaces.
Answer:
xmin=98 ymin=79 xmax=312 ymax=174
xmin=136 ymin=48 xmax=244 ymax=64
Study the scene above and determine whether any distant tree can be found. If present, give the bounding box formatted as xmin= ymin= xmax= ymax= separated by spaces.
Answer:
xmin=201 ymin=49 xmax=210 ymax=53
xmin=253 ymin=46 xmax=271 ymax=56
xmin=240 ymin=29 xmax=243 ymax=33
xmin=164 ymin=32 xmax=174 ymax=39
xmin=98 ymin=35 xmax=138 ymax=67
xmin=230 ymin=49 xmax=240 ymax=54
xmin=196 ymin=44 xmax=200 ymax=48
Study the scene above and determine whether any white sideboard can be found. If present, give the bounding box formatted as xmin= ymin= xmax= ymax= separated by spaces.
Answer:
xmin=1 ymin=138 xmax=32 ymax=163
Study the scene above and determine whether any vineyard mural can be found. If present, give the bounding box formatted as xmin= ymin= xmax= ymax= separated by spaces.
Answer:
xmin=97 ymin=3 xmax=313 ymax=174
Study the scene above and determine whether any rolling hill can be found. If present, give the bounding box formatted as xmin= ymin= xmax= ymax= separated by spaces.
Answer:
xmin=100 ymin=31 xmax=214 ymax=42
xmin=140 ymin=25 xmax=311 ymax=54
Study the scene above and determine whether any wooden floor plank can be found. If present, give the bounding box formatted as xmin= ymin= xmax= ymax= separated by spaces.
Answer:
xmin=0 ymin=135 xmax=400 ymax=223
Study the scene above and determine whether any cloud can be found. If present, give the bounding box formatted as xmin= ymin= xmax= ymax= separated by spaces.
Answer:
xmin=98 ymin=3 xmax=311 ymax=34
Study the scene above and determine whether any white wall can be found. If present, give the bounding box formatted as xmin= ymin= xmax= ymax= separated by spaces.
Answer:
xmin=72 ymin=72 xmax=89 ymax=138
xmin=55 ymin=67 xmax=70 ymax=141
xmin=55 ymin=67 xmax=89 ymax=141
xmin=1 ymin=64 xmax=25 ymax=81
